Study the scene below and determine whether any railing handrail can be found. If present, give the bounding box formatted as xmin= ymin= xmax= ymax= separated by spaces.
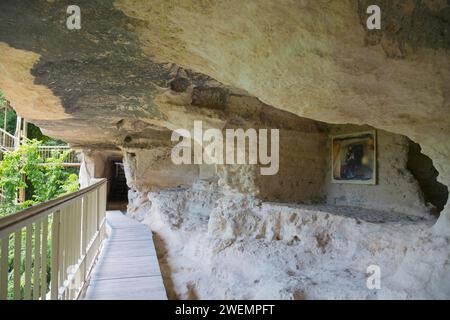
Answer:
xmin=0 ymin=128 xmax=16 ymax=141
xmin=0 ymin=179 xmax=107 ymax=238
xmin=37 ymin=146 xmax=70 ymax=149
xmin=37 ymin=146 xmax=80 ymax=165
xmin=0 ymin=178 xmax=108 ymax=300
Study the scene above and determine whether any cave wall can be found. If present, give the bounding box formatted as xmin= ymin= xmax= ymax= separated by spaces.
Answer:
xmin=136 ymin=182 xmax=450 ymax=299
xmin=215 ymin=127 xmax=328 ymax=203
xmin=123 ymin=123 xmax=432 ymax=218
xmin=214 ymin=123 xmax=431 ymax=217
xmin=256 ymin=129 xmax=327 ymax=203
xmin=114 ymin=0 xmax=450 ymax=234
xmin=123 ymin=147 xmax=199 ymax=192
xmin=325 ymin=126 xmax=430 ymax=217
xmin=78 ymin=150 xmax=109 ymax=188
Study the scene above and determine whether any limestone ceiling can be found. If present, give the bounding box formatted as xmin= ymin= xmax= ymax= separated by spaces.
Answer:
xmin=0 ymin=0 xmax=449 ymax=188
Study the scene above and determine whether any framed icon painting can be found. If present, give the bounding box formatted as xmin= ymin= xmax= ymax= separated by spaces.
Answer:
xmin=331 ymin=131 xmax=376 ymax=185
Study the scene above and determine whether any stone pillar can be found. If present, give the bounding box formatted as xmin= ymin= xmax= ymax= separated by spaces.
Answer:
xmin=78 ymin=150 xmax=108 ymax=188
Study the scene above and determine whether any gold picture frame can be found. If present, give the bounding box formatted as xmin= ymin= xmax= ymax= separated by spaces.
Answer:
xmin=331 ymin=130 xmax=377 ymax=185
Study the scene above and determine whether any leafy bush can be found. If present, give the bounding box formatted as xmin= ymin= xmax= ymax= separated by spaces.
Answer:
xmin=0 ymin=140 xmax=79 ymax=217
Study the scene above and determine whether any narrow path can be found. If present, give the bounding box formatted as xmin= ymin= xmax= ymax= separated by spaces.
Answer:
xmin=84 ymin=211 xmax=167 ymax=300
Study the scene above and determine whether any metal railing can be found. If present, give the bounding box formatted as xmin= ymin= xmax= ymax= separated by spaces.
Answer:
xmin=0 ymin=130 xmax=80 ymax=166
xmin=37 ymin=146 xmax=80 ymax=166
xmin=0 ymin=128 xmax=17 ymax=151
xmin=0 ymin=179 xmax=107 ymax=300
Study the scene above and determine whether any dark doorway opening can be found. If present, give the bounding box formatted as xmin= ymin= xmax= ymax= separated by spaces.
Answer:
xmin=106 ymin=159 xmax=129 ymax=210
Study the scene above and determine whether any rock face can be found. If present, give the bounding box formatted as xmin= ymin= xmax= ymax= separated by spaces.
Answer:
xmin=0 ymin=0 xmax=449 ymax=299
xmin=130 ymin=182 xmax=449 ymax=299
xmin=114 ymin=0 xmax=450 ymax=228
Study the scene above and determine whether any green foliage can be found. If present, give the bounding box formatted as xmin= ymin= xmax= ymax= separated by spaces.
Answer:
xmin=62 ymin=173 xmax=80 ymax=194
xmin=0 ymin=140 xmax=79 ymax=217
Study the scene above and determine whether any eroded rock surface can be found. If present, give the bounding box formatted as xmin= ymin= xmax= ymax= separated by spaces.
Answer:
xmin=114 ymin=0 xmax=450 ymax=228
xmin=0 ymin=0 xmax=449 ymax=299
xmin=131 ymin=183 xmax=449 ymax=299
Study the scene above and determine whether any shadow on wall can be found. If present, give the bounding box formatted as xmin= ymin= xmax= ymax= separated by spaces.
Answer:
xmin=407 ymin=140 xmax=449 ymax=216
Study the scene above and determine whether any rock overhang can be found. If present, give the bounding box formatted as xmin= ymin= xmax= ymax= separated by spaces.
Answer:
xmin=0 ymin=0 xmax=449 ymax=229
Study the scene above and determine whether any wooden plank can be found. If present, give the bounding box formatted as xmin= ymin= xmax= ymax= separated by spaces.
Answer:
xmin=96 ymin=188 xmax=100 ymax=231
xmin=68 ymin=204 xmax=74 ymax=275
xmin=85 ymin=276 xmax=167 ymax=300
xmin=24 ymin=225 xmax=32 ymax=299
xmin=58 ymin=207 xmax=67 ymax=298
xmin=41 ymin=217 xmax=48 ymax=300
xmin=50 ymin=211 xmax=60 ymax=300
xmin=13 ymin=230 xmax=22 ymax=299
xmin=33 ymin=220 xmax=41 ymax=300
xmin=75 ymin=200 xmax=81 ymax=264
xmin=84 ymin=211 xmax=167 ymax=300
xmin=81 ymin=195 xmax=88 ymax=282
xmin=0 ymin=236 xmax=9 ymax=300
xmin=90 ymin=256 xmax=162 ymax=281
xmin=99 ymin=241 xmax=157 ymax=258
xmin=108 ymin=232 xmax=152 ymax=242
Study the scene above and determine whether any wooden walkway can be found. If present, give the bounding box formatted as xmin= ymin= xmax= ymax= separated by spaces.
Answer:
xmin=84 ymin=211 xmax=167 ymax=300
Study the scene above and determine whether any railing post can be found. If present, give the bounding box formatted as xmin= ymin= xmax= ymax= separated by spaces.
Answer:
xmin=0 ymin=236 xmax=9 ymax=300
xmin=59 ymin=207 xmax=67 ymax=300
xmin=50 ymin=211 xmax=61 ymax=300
xmin=33 ymin=220 xmax=41 ymax=300
xmin=24 ymin=225 xmax=32 ymax=299
xmin=13 ymin=230 xmax=22 ymax=299
xmin=81 ymin=196 xmax=88 ymax=282
xmin=101 ymin=184 xmax=106 ymax=239
xmin=96 ymin=188 xmax=101 ymax=231
xmin=41 ymin=218 xmax=48 ymax=300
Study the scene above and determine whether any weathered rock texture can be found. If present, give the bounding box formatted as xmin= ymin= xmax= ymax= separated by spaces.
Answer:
xmin=129 ymin=183 xmax=448 ymax=299
xmin=114 ymin=0 xmax=450 ymax=230
xmin=0 ymin=0 xmax=449 ymax=299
